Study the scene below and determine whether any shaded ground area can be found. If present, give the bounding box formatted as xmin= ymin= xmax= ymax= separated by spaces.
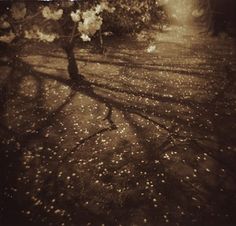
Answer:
xmin=1 ymin=25 xmax=236 ymax=226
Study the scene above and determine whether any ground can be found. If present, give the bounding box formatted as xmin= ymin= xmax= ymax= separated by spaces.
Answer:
xmin=0 ymin=25 xmax=236 ymax=226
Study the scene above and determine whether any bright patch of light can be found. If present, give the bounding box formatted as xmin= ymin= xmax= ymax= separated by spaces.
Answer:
xmin=164 ymin=0 xmax=195 ymax=25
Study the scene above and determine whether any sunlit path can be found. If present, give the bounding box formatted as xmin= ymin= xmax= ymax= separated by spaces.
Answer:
xmin=1 ymin=2 xmax=236 ymax=225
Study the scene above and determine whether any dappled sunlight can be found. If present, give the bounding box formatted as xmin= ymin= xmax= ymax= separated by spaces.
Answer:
xmin=1 ymin=1 xmax=236 ymax=225
xmin=1 ymin=22 xmax=236 ymax=225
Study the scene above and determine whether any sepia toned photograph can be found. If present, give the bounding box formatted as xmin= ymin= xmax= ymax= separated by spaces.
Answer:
xmin=0 ymin=0 xmax=236 ymax=225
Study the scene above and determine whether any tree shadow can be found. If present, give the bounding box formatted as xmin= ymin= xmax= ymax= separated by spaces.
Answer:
xmin=1 ymin=39 xmax=236 ymax=226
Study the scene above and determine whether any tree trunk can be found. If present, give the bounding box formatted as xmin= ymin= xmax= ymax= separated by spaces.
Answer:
xmin=62 ymin=43 xmax=85 ymax=82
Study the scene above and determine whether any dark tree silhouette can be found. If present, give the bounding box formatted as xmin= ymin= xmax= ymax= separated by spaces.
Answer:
xmin=198 ymin=0 xmax=236 ymax=36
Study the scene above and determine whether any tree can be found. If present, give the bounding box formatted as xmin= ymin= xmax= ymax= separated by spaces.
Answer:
xmin=197 ymin=0 xmax=236 ymax=36
xmin=0 ymin=1 xmax=166 ymax=84
xmin=0 ymin=1 xmax=115 ymax=84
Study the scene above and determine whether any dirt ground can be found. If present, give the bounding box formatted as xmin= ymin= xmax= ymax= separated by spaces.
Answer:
xmin=1 ymin=25 xmax=236 ymax=226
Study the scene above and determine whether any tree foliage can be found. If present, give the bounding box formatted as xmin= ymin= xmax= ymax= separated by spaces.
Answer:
xmin=0 ymin=0 xmax=167 ymax=44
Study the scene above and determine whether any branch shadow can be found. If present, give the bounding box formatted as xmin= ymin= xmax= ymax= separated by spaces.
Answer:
xmin=1 ymin=41 xmax=236 ymax=226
